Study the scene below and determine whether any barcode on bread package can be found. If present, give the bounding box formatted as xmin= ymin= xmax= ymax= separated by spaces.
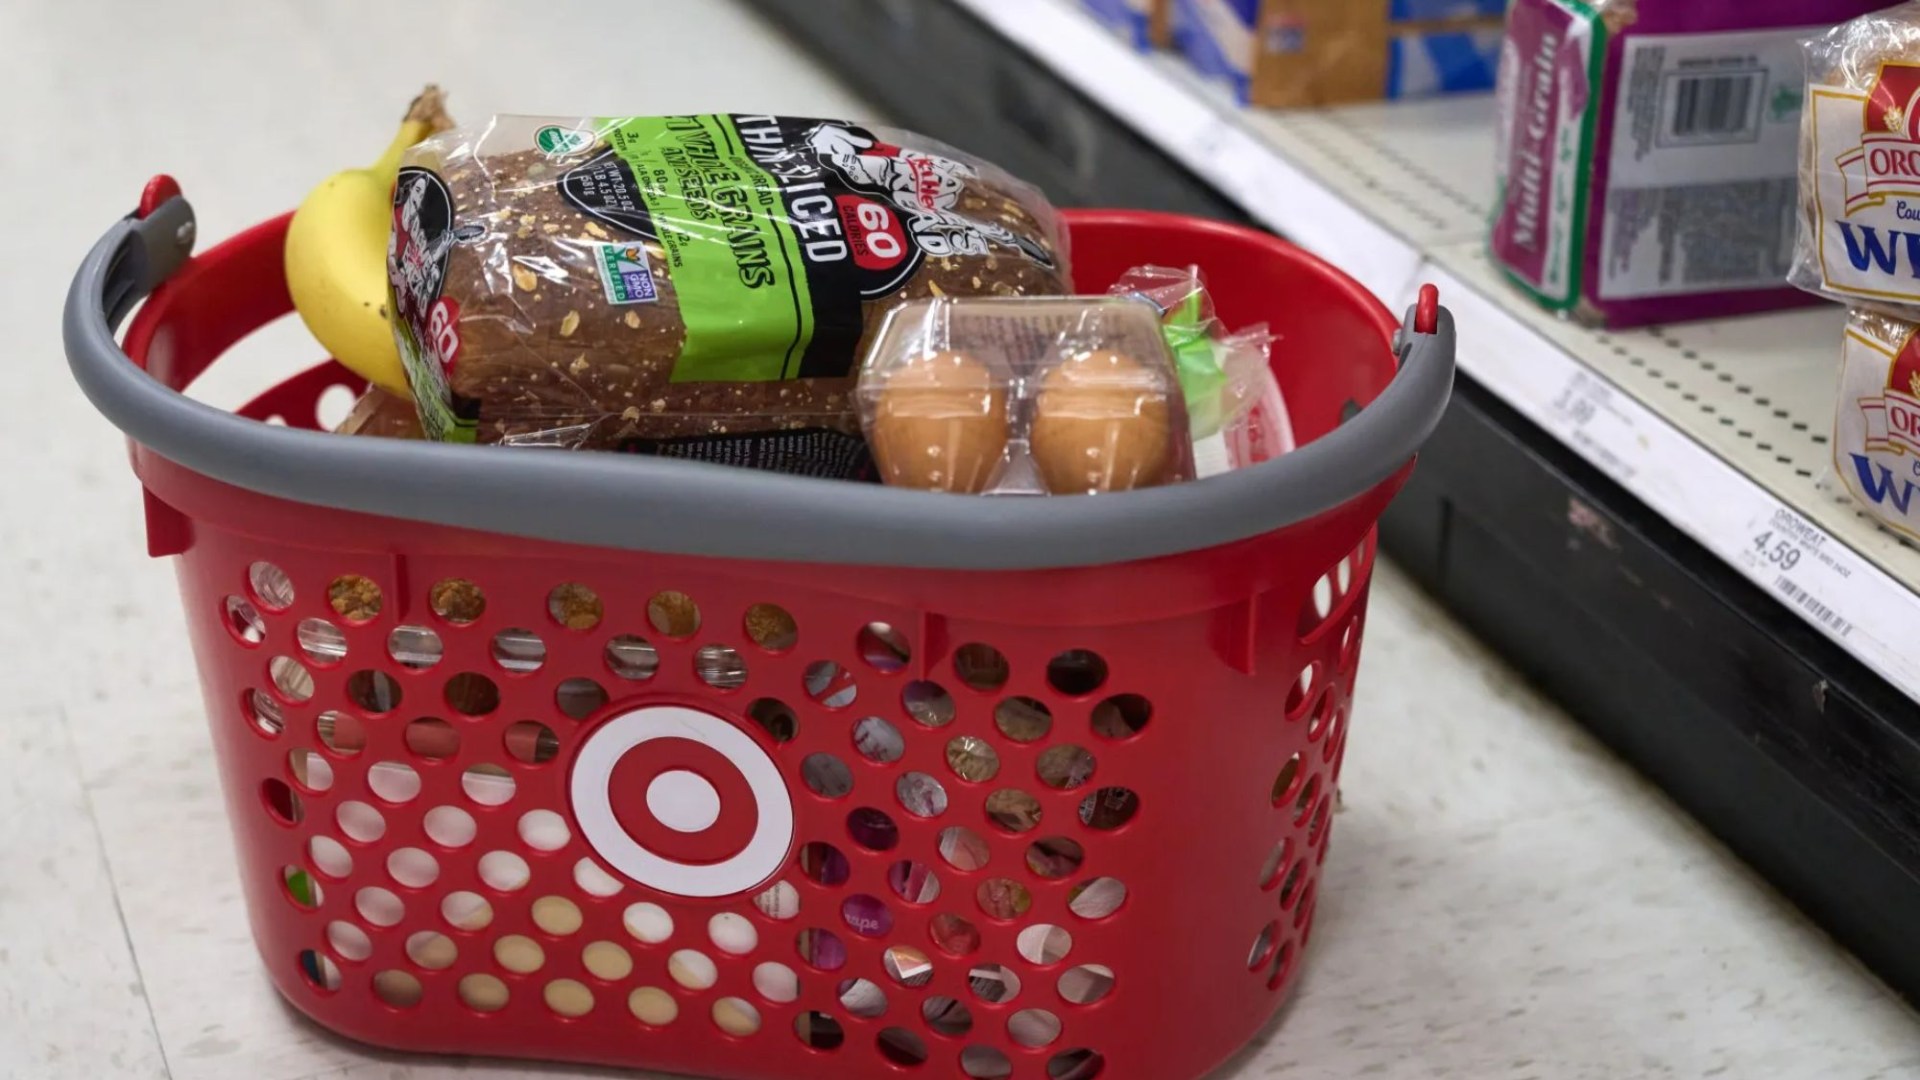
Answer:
xmin=1666 ymin=71 xmax=1764 ymax=143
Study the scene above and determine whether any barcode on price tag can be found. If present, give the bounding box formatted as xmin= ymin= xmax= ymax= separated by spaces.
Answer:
xmin=1774 ymin=575 xmax=1853 ymax=637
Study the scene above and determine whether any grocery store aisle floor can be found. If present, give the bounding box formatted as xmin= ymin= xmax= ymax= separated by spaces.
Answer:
xmin=2 ymin=2 xmax=1915 ymax=1078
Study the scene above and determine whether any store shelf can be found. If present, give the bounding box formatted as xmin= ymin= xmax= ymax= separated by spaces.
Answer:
xmin=946 ymin=0 xmax=1920 ymax=706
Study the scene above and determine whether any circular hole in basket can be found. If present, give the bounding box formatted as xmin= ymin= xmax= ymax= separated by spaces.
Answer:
xmin=548 ymin=979 xmax=597 ymax=1019
xmin=802 ymin=754 xmax=853 ymax=800
xmin=1046 ymin=650 xmax=1108 ymax=697
xmin=753 ymin=880 xmax=801 ymax=921
xmin=747 ymin=698 xmax=798 ymax=745
xmin=575 ymin=858 xmax=624 ymax=898
xmin=248 ymin=562 xmax=295 ymax=612
xmin=1009 ymin=1008 xmax=1063 ymax=1049
xmin=328 ymin=574 xmax=383 ymax=624
xmin=799 ymin=841 xmax=851 ymax=887
xmin=317 ymin=710 xmax=364 ymax=757
xmin=896 ymin=772 xmax=948 ymax=818
xmin=847 ymin=807 xmax=899 ymax=851
xmin=308 ymin=835 xmax=352 ymax=879
xmin=404 ymin=930 xmax=458 ymax=970
xmin=289 ymin=748 xmax=333 ymax=792
xmin=1078 ymin=787 xmax=1139 ymax=830
xmin=1026 ymin=837 xmax=1085 ymax=880
xmin=1036 ymin=745 xmax=1096 ymax=791
xmin=548 ymin=583 xmax=603 ymax=631
xmin=269 ymin=656 xmax=314 ymax=703
xmin=1090 ymin=694 xmax=1151 ymax=740
xmin=648 ymin=590 xmax=701 ymax=638
xmin=335 ymin=800 xmax=385 ymax=842
xmin=245 ymin=690 xmax=284 ymax=739
xmin=1301 ymin=572 xmax=1336 ymax=636
xmin=557 ymin=678 xmax=609 ymax=720
xmin=387 ymin=625 xmax=443 ymax=670
xmin=753 ymin=961 xmax=799 ymax=1003
xmin=1017 ymin=924 xmax=1073 ymax=966
xmin=454 ymin=684 xmax=521 ymax=745
xmin=877 ymin=1026 xmax=929 ymax=1067
xmin=796 ymin=928 xmax=847 ymax=972
xmin=605 ymin=634 xmax=659 ymax=680
xmin=1067 ymin=877 xmax=1128 ymax=920
xmin=1308 ymin=693 xmax=1336 ymax=741
xmin=533 ymin=896 xmax=584 ymax=936
xmin=968 ymin=963 xmax=1020 ymax=1004
xmin=1248 ymin=921 xmax=1280 ymax=971
xmin=1295 ymin=881 xmax=1320 ymax=930
xmin=903 ymin=681 xmax=956 ymax=728
xmin=836 ymin=976 xmax=889 ymax=1018
xmin=346 ymin=670 xmax=404 ymax=714
xmin=882 ymin=944 xmax=934 ymax=988
xmin=929 ymin=913 xmax=981 ymax=957
xmin=441 ymin=891 xmax=494 ymax=931
xmin=937 ymin=826 xmax=991 ymax=872
xmin=1259 ymin=839 xmax=1292 ymax=890
xmin=1294 ymin=774 xmax=1322 ymax=825
xmin=993 ymin=697 xmax=1052 ymax=743
xmin=505 ymin=720 xmax=559 ymax=766
xmin=326 ymin=920 xmax=371 ymax=962
xmin=796 ymin=1010 xmax=844 ymax=1050
xmin=1049 ymin=1048 xmax=1107 ymax=1079
xmin=1307 ymin=795 xmax=1331 ymax=848
xmin=629 ymin=987 xmax=678 ymax=1026
xmin=953 ymin=643 xmax=1010 ymax=692
xmin=1286 ymin=666 xmax=1319 ymax=719
xmin=224 ymin=595 xmax=266 ymax=647
xmin=923 ymin=995 xmax=974 ymax=1037
xmin=887 ymin=860 xmax=941 ymax=905
xmin=459 ymin=973 xmax=509 ymax=1013
xmin=695 ymin=645 xmax=749 ymax=691
xmin=1057 ymin=964 xmax=1115 ymax=1005
xmin=1340 ymin=615 xmax=1362 ymax=670
xmin=422 ymin=803 xmax=474 ymax=845
xmin=857 ymin=622 xmax=912 ymax=672
xmin=1266 ymin=940 xmax=1295 ymax=991
xmin=853 ymin=715 xmax=905 ymax=764
xmin=962 ymin=1046 xmax=1015 ymax=1078
xmin=296 ymin=618 xmax=346 ymax=665
xmin=804 ymin=661 xmax=858 ymax=709
xmin=568 ymin=940 xmax=620 ymax=983
xmin=368 ymin=760 xmax=421 ymax=804
xmin=403 ymin=717 xmax=459 ymax=761
xmin=282 ymin=866 xmax=321 ymax=909
xmin=708 ymin=912 xmax=759 ymax=956
xmin=1278 ymin=861 xmax=1306 ymax=909
xmin=985 ymin=789 xmax=1042 ymax=833
xmin=296 ymin=949 xmax=341 ymax=993
xmin=428 ymin=578 xmax=485 ymax=625
xmin=386 ymin=847 xmax=439 ymax=888
xmin=491 ymin=627 xmax=547 ymax=673
xmin=518 ymin=809 xmax=572 ymax=852
xmin=944 ymin=735 xmax=999 ymax=782
xmin=712 ymin=995 xmax=760 ymax=1036
xmin=477 ymin=850 xmax=530 ymax=892
xmin=622 ymin=901 xmax=674 ymax=944
xmin=975 ymin=878 xmax=1032 ymax=921
xmin=745 ymin=603 xmax=799 ymax=651
xmin=355 ymin=886 xmax=404 ymax=927
xmin=1272 ymin=753 xmax=1303 ymax=807
xmin=842 ymin=894 xmax=893 ymax=938
xmin=494 ymin=934 xmax=545 ymax=974
xmin=261 ymin=778 xmax=302 ymax=825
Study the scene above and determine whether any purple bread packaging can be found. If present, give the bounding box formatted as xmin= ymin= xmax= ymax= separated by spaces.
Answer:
xmin=1490 ymin=0 xmax=1888 ymax=328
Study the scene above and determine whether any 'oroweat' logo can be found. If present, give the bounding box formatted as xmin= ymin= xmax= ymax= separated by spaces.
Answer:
xmin=1836 ymin=63 xmax=1920 ymax=213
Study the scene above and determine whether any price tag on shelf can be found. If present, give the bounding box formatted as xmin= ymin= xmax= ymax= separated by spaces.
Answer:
xmin=1738 ymin=508 xmax=1856 ymax=638
xmin=1548 ymin=371 xmax=1638 ymax=485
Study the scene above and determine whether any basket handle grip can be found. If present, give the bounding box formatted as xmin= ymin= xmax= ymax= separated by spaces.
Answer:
xmin=73 ymin=184 xmax=197 ymax=339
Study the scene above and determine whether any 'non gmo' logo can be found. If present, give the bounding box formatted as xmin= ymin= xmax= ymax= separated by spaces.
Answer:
xmin=535 ymin=125 xmax=594 ymax=157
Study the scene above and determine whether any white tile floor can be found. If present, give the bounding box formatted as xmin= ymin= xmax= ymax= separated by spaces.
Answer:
xmin=1 ymin=2 xmax=1916 ymax=1078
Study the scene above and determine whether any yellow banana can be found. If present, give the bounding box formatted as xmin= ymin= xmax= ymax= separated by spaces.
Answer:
xmin=286 ymin=86 xmax=450 ymax=397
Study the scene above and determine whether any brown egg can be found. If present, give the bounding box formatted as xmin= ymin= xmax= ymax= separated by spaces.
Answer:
xmin=869 ymin=350 xmax=1010 ymax=493
xmin=1029 ymin=349 xmax=1173 ymax=494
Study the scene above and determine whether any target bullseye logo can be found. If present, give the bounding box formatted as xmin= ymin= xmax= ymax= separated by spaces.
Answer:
xmin=570 ymin=705 xmax=794 ymax=898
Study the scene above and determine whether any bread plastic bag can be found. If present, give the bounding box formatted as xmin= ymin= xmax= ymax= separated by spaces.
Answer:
xmin=1106 ymin=265 xmax=1294 ymax=476
xmin=1831 ymin=306 xmax=1920 ymax=539
xmin=333 ymin=386 xmax=424 ymax=439
xmin=386 ymin=114 xmax=1071 ymax=477
xmin=856 ymin=297 xmax=1194 ymax=495
xmin=1794 ymin=4 xmax=1920 ymax=314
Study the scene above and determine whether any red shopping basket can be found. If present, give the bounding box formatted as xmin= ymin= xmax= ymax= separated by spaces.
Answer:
xmin=64 ymin=179 xmax=1453 ymax=1080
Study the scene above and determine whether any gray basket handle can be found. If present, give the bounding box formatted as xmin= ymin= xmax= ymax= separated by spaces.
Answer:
xmin=64 ymin=195 xmax=1455 ymax=571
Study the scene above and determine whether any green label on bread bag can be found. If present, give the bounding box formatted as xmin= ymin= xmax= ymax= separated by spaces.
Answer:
xmin=560 ymin=114 xmax=1055 ymax=383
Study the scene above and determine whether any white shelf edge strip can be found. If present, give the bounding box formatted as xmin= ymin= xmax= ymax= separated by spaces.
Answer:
xmin=951 ymin=0 xmax=1422 ymax=303
xmin=1417 ymin=267 xmax=1920 ymax=701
